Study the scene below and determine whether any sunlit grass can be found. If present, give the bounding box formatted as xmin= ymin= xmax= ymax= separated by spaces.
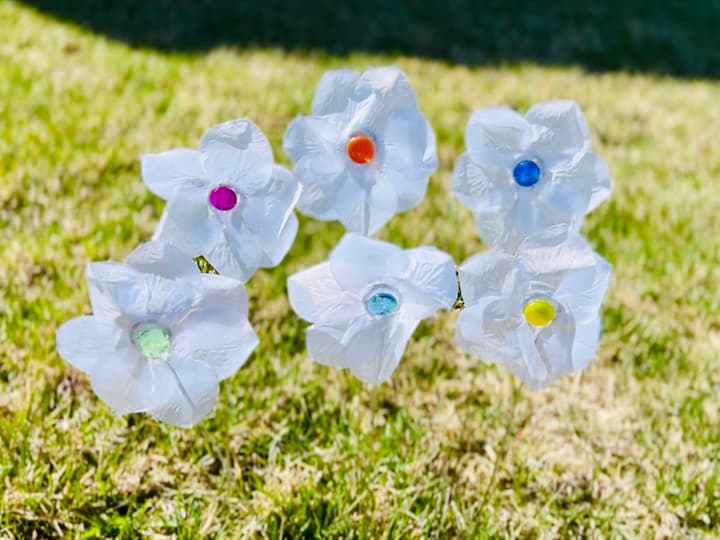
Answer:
xmin=2 ymin=2 xmax=720 ymax=538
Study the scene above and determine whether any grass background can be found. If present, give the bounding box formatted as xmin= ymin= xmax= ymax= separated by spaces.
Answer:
xmin=1 ymin=0 xmax=720 ymax=537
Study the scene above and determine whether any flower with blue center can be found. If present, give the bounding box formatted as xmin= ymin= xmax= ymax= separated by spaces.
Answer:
xmin=142 ymin=118 xmax=301 ymax=282
xmin=452 ymin=100 xmax=612 ymax=249
xmin=455 ymin=225 xmax=611 ymax=389
xmin=283 ymin=66 xmax=438 ymax=236
xmin=55 ymin=241 xmax=259 ymax=427
xmin=287 ymin=234 xmax=457 ymax=384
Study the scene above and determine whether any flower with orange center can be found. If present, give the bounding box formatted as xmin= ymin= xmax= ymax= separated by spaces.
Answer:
xmin=346 ymin=134 xmax=375 ymax=164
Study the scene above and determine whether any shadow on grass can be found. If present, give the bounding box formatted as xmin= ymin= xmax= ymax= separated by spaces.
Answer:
xmin=20 ymin=0 xmax=720 ymax=78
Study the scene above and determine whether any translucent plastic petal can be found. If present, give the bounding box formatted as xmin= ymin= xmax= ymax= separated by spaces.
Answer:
xmin=125 ymin=241 xmax=198 ymax=279
xmin=172 ymin=305 xmax=258 ymax=381
xmin=516 ymin=323 xmax=549 ymax=386
xmin=205 ymin=223 xmax=264 ymax=282
xmin=283 ymin=116 xmax=346 ymax=185
xmin=311 ymin=69 xmax=360 ymax=116
xmin=517 ymin=225 xmax=596 ymax=276
xmin=526 ymin=100 xmax=590 ymax=160
xmin=546 ymin=150 xmax=611 ymax=216
xmin=329 ymin=234 xmax=408 ymax=293
xmin=241 ymin=165 xmax=301 ymax=265
xmin=360 ymin=66 xmax=418 ymax=112
xmin=451 ymin=152 xmax=516 ymax=213
xmin=192 ymin=273 xmax=250 ymax=313
xmin=199 ymin=118 xmax=273 ymax=195
xmin=455 ymin=298 xmax=522 ymax=363
xmin=147 ymin=357 xmax=218 ymax=427
xmin=465 ymin=107 xmax=532 ymax=164
xmin=288 ymin=262 xmax=365 ymax=326
xmin=86 ymin=262 xmax=195 ymax=321
xmin=89 ymin=346 xmax=150 ymax=414
xmin=152 ymin=179 xmax=216 ymax=258
xmin=399 ymin=246 xmax=458 ymax=319
xmin=555 ymin=254 xmax=612 ymax=323
xmin=56 ymin=316 xmax=119 ymax=373
xmin=571 ymin=315 xmax=602 ymax=370
xmin=458 ymin=251 xmax=526 ymax=305
xmin=306 ymin=317 xmax=417 ymax=384
xmin=379 ymin=108 xmax=437 ymax=210
xmin=141 ymin=148 xmax=207 ymax=200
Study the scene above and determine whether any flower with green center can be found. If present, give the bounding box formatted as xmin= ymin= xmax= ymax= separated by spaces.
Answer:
xmin=133 ymin=323 xmax=172 ymax=358
xmin=56 ymin=241 xmax=259 ymax=427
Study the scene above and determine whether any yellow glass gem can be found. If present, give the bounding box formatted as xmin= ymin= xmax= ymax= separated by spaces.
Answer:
xmin=523 ymin=298 xmax=556 ymax=327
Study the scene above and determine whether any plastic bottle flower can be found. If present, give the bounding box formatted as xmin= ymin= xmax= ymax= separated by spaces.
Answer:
xmin=55 ymin=241 xmax=259 ymax=427
xmin=452 ymin=100 xmax=611 ymax=249
xmin=455 ymin=226 xmax=611 ymax=389
xmin=283 ymin=67 xmax=438 ymax=236
xmin=287 ymin=233 xmax=457 ymax=384
xmin=142 ymin=118 xmax=301 ymax=281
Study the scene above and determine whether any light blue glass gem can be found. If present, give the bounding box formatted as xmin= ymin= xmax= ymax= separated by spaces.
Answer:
xmin=366 ymin=291 xmax=399 ymax=318
xmin=512 ymin=159 xmax=542 ymax=187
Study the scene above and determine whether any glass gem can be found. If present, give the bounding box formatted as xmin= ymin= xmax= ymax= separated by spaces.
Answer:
xmin=523 ymin=298 xmax=556 ymax=327
xmin=346 ymin=134 xmax=375 ymax=164
xmin=209 ymin=185 xmax=238 ymax=211
xmin=513 ymin=159 xmax=542 ymax=187
xmin=133 ymin=323 xmax=171 ymax=358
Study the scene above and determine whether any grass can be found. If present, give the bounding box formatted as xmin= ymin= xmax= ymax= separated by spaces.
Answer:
xmin=1 ymin=0 xmax=720 ymax=537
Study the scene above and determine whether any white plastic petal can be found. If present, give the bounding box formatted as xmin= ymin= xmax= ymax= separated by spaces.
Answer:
xmin=526 ymin=100 xmax=590 ymax=160
xmin=146 ymin=357 xmax=218 ymax=427
xmin=199 ymin=118 xmax=274 ymax=195
xmin=546 ymin=150 xmax=611 ymax=215
xmin=456 ymin=298 xmax=522 ymax=363
xmin=306 ymin=317 xmax=418 ymax=385
xmin=458 ymin=251 xmax=526 ymax=306
xmin=399 ymin=246 xmax=458 ymax=319
xmin=89 ymin=346 xmax=150 ymax=414
xmin=517 ymin=225 xmax=596 ymax=276
xmin=451 ymin=152 xmax=516 ymax=213
xmin=56 ymin=316 xmax=120 ymax=373
xmin=283 ymin=116 xmax=346 ymax=185
xmin=380 ymin=108 xmax=437 ymax=210
xmin=465 ymin=107 xmax=532 ymax=163
xmin=287 ymin=262 xmax=365 ymax=326
xmin=125 ymin=241 xmax=199 ymax=279
xmin=172 ymin=305 xmax=258 ymax=381
xmin=86 ymin=261 xmax=195 ymax=321
xmin=329 ymin=234 xmax=408 ymax=293
xmin=312 ymin=69 xmax=360 ymax=116
xmin=570 ymin=315 xmax=602 ymax=371
xmin=241 ymin=165 xmax=301 ymax=266
xmin=141 ymin=148 xmax=207 ymax=200
xmin=204 ymin=222 xmax=264 ymax=282
xmin=152 ymin=179 xmax=216 ymax=258
xmin=360 ymin=66 xmax=418 ymax=112
xmin=555 ymin=254 xmax=612 ymax=323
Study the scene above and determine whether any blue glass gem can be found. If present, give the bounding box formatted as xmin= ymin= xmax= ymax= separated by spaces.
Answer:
xmin=512 ymin=159 xmax=542 ymax=187
xmin=366 ymin=291 xmax=399 ymax=317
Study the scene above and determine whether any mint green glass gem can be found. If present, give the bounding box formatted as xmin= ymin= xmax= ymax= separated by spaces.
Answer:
xmin=133 ymin=323 xmax=171 ymax=358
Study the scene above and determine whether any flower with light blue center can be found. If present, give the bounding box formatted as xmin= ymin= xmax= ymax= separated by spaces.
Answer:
xmin=55 ymin=241 xmax=259 ymax=427
xmin=288 ymin=234 xmax=457 ymax=384
xmin=452 ymin=100 xmax=612 ymax=250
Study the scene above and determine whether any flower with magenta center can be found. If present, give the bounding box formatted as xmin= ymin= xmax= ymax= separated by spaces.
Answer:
xmin=142 ymin=118 xmax=301 ymax=281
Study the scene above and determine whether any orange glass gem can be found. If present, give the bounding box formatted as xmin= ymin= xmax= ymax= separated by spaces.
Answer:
xmin=346 ymin=134 xmax=375 ymax=164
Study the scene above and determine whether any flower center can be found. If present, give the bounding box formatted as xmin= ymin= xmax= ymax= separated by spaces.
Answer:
xmin=346 ymin=134 xmax=375 ymax=164
xmin=132 ymin=322 xmax=171 ymax=358
xmin=513 ymin=159 xmax=542 ymax=187
xmin=208 ymin=185 xmax=238 ymax=211
xmin=523 ymin=298 xmax=556 ymax=327
xmin=365 ymin=288 xmax=400 ymax=318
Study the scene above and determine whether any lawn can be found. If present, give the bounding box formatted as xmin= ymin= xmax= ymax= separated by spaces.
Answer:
xmin=1 ymin=1 xmax=720 ymax=538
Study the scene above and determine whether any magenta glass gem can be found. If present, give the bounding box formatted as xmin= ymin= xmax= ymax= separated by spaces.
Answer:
xmin=208 ymin=185 xmax=238 ymax=211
